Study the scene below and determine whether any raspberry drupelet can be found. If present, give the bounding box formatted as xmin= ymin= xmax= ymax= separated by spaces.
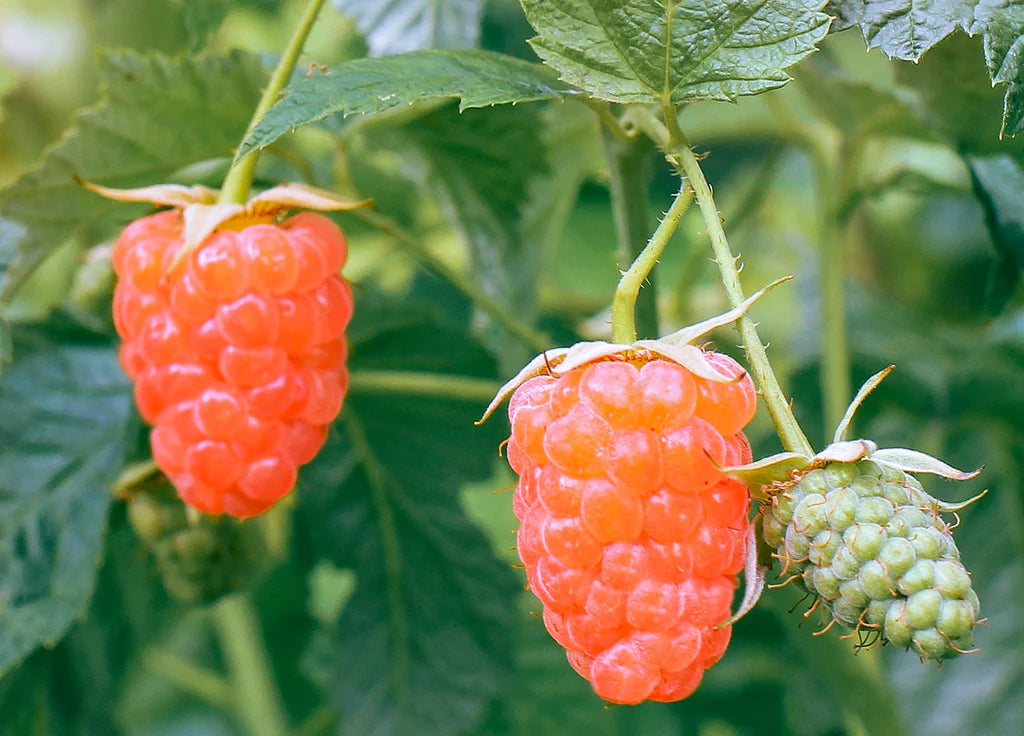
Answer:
xmin=113 ymin=210 xmax=352 ymax=518
xmin=506 ymin=353 xmax=755 ymax=704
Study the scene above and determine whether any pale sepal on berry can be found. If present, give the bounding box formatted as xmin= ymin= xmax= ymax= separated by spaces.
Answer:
xmin=478 ymin=276 xmax=790 ymax=423
xmin=717 ymin=523 xmax=767 ymax=628
xmin=870 ymin=448 xmax=982 ymax=481
xmin=83 ymin=179 xmax=369 ymax=270
xmin=832 ymin=365 xmax=894 ymax=444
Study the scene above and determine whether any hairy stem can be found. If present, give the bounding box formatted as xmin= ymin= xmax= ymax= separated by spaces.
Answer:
xmin=352 ymin=208 xmax=550 ymax=353
xmin=219 ymin=0 xmax=326 ymax=205
xmin=610 ymin=182 xmax=694 ymax=343
xmin=603 ymin=127 xmax=661 ymax=340
xmin=651 ymin=105 xmax=812 ymax=456
xmin=213 ymin=593 xmax=290 ymax=736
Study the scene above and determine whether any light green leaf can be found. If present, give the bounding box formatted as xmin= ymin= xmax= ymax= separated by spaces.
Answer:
xmin=334 ymin=0 xmax=483 ymax=55
xmin=294 ymin=297 xmax=517 ymax=736
xmin=181 ymin=0 xmax=230 ymax=52
xmin=0 ymin=325 xmax=134 ymax=678
xmin=0 ymin=51 xmax=265 ymax=291
xmin=237 ymin=49 xmax=576 ymax=158
xmin=972 ymin=0 xmax=1024 ymax=135
xmin=519 ymin=0 xmax=831 ymax=105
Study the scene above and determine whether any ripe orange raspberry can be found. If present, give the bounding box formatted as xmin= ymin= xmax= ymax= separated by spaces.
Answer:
xmin=112 ymin=210 xmax=352 ymax=518
xmin=506 ymin=354 xmax=754 ymax=704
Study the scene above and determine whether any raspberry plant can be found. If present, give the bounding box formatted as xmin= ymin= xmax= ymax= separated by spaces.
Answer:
xmin=0 ymin=1 xmax=1022 ymax=735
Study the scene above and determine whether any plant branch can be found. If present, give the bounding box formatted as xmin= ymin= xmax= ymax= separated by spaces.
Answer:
xmin=351 ymin=208 xmax=550 ymax=353
xmin=603 ymin=127 xmax=662 ymax=341
xmin=142 ymin=647 xmax=234 ymax=710
xmin=645 ymin=104 xmax=812 ymax=456
xmin=213 ymin=593 xmax=291 ymax=736
xmin=219 ymin=0 xmax=326 ymax=205
xmin=610 ymin=182 xmax=693 ymax=343
xmin=349 ymin=370 xmax=501 ymax=401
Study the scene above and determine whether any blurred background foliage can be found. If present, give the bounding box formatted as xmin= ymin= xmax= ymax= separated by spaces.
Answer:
xmin=0 ymin=0 xmax=1021 ymax=735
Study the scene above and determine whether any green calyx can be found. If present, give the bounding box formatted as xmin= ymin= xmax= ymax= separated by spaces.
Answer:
xmin=723 ymin=367 xmax=985 ymax=661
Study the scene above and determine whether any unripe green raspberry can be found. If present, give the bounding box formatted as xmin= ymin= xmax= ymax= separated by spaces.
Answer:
xmin=761 ymin=459 xmax=980 ymax=661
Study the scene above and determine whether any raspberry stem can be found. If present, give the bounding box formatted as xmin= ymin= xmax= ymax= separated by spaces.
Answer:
xmin=610 ymin=181 xmax=694 ymax=343
xmin=213 ymin=593 xmax=290 ymax=736
xmin=218 ymin=0 xmax=327 ymax=205
xmin=644 ymin=105 xmax=813 ymax=456
xmin=602 ymin=127 xmax=658 ymax=339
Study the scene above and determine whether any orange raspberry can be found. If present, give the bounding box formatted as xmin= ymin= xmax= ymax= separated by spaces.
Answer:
xmin=113 ymin=210 xmax=352 ymax=518
xmin=506 ymin=356 xmax=754 ymax=704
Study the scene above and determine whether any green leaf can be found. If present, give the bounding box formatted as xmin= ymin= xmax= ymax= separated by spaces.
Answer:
xmin=0 ymin=51 xmax=265 ymax=288
xmin=0 ymin=325 xmax=134 ymax=678
xmin=972 ymin=0 xmax=1024 ymax=135
xmin=334 ymin=0 xmax=484 ymax=55
xmin=967 ymin=155 xmax=1024 ymax=313
xmin=294 ymin=297 xmax=517 ymax=736
xmin=519 ymin=0 xmax=831 ymax=105
xmin=237 ymin=49 xmax=576 ymax=158
xmin=857 ymin=0 xmax=974 ymax=60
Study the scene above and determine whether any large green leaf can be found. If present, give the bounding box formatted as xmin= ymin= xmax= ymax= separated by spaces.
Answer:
xmin=0 ymin=51 xmax=265 ymax=292
xmin=519 ymin=0 xmax=831 ymax=105
xmin=293 ymin=297 xmax=517 ymax=736
xmin=0 ymin=325 xmax=135 ymax=678
xmin=972 ymin=0 xmax=1024 ymax=135
xmin=334 ymin=0 xmax=484 ymax=55
xmin=237 ymin=49 xmax=575 ymax=158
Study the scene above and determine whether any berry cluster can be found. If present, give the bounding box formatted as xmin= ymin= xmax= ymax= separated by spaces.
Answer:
xmin=761 ymin=459 xmax=980 ymax=660
xmin=113 ymin=210 xmax=352 ymax=518
xmin=507 ymin=354 xmax=755 ymax=704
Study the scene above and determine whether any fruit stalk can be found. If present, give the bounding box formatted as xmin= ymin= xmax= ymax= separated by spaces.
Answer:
xmin=602 ymin=128 xmax=660 ymax=340
xmin=219 ymin=0 xmax=327 ymax=205
xmin=610 ymin=181 xmax=694 ymax=343
xmin=657 ymin=105 xmax=813 ymax=456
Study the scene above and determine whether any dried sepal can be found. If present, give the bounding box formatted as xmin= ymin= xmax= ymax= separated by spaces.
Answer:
xmin=718 ymin=524 xmax=767 ymax=628
xmin=833 ymin=366 xmax=894 ymax=443
xmin=870 ymin=448 xmax=982 ymax=481
xmin=721 ymin=451 xmax=811 ymax=494
xmin=477 ymin=282 xmax=791 ymax=424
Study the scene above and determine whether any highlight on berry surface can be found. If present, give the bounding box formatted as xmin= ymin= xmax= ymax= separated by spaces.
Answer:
xmin=93 ymin=181 xmax=367 ymax=519
xmin=481 ymin=305 xmax=769 ymax=704
xmin=726 ymin=368 xmax=986 ymax=662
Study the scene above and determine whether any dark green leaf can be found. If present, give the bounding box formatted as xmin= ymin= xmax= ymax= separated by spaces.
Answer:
xmin=294 ymin=297 xmax=517 ymax=736
xmin=972 ymin=0 xmax=1024 ymax=135
xmin=0 ymin=51 xmax=265 ymax=287
xmin=520 ymin=0 xmax=830 ymax=105
xmin=967 ymin=155 xmax=1024 ymax=313
xmin=0 ymin=325 xmax=134 ymax=678
xmin=334 ymin=0 xmax=484 ymax=55
xmin=237 ymin=49 xmax=575 ymax=157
